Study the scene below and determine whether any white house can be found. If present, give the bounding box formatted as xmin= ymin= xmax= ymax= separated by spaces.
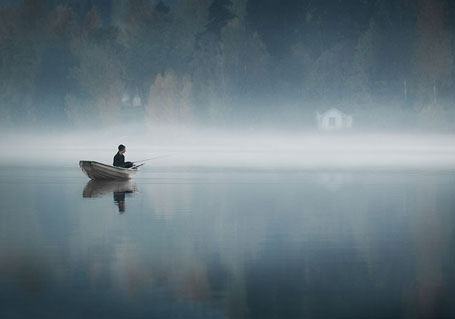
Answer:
xmin=316 ymin=107 xmax=353 ymax=131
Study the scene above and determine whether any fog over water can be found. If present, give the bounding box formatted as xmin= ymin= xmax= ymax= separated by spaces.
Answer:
xmin=3 ymin=128 xmax=455 ymax=170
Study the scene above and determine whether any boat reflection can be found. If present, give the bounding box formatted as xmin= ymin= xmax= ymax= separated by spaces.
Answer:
xmin=82 ymin=180 xmax=138 ymax=213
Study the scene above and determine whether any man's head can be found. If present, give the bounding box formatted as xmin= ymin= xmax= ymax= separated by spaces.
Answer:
xmin=118 ymin=144 xmax=126 ymax=154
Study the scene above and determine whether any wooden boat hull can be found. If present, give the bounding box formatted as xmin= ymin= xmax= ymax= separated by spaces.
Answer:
xmin=79 ymin=161 xmax=137 ymax=180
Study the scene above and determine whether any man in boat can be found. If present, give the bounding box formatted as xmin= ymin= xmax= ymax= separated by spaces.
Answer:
xmin=113 ymin=144 xmax=134 ymax=168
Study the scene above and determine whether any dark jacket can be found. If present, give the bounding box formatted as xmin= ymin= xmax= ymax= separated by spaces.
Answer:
xmin=113 ymin=152 xmax=133 ymax=168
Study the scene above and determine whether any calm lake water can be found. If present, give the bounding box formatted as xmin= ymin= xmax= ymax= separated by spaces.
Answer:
xmin=0 ymin=165 xmax=454 ymax=318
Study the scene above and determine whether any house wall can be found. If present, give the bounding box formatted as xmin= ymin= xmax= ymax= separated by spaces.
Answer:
xmin=321 ymin=110 xmax=342 ymax=130
xmin=317 ymin=109 xmax=353 ymax=130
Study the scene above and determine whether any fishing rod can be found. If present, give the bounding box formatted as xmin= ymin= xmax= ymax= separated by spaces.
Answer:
xmin=133 ymin=155 xmax=171 ymax=163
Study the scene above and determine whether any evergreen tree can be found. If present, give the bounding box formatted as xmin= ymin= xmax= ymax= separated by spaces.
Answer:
xmin=414 ymin=0 xmax=452 ymax=106
xmin=206 ymin=0 xmax=234 ymax=36
xmin=34 ymin=6 xmax=77 ymax=125
xmin=65 ymin=7 xmax=124 ymax=126
xmin=121 ymin=0 xmax=171 ymax=100
xmin=246 ymin=0 xmax=304 ymax=59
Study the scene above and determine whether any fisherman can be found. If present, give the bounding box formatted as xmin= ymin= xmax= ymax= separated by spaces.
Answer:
xmin=113 ymin=144 xmax=134 ymax=168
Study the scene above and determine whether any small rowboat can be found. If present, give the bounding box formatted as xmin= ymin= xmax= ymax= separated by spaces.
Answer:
xmin=79 ymin=160 xmax=139 ymax=180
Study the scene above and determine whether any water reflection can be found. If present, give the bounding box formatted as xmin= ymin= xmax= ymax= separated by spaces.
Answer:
xmin=82 ymin=180 xmax=138 ymax=212
xmin=1 ymin=169 xmax=454 ymax=318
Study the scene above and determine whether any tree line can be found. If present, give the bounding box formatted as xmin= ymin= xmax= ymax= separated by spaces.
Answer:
xmin=0 ymin=0 xmax=454 ymax=130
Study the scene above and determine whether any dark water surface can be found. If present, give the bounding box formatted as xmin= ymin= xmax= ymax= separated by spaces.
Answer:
xmin=1 ymin=166 xmax=454 ymax=318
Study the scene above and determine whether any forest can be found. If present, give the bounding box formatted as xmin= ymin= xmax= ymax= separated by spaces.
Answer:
xmin=0 ymin=0 xmax=454 ymax=131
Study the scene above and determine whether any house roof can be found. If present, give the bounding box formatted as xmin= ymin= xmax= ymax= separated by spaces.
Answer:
xmin=319 ymin=107 xmax=351 ymax=117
